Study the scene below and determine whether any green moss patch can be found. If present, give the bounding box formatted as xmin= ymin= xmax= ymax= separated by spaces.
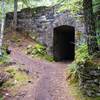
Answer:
xmin=0 ymin=66 xmax=31 ymax=92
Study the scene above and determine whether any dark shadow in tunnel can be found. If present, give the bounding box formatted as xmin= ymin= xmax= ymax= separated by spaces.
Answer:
xmin=53 ymin=25 xmax=75 ymax=62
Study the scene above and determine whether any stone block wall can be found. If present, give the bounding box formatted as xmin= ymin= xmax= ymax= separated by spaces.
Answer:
xmin=78 ymin=61 xmax=100 ymax=97
xmin=5 ymin=6 xmax=84 ymax=55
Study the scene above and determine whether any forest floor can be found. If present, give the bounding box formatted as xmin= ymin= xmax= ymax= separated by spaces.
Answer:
xmin=1 ymin=32 xmax=75 ymax=100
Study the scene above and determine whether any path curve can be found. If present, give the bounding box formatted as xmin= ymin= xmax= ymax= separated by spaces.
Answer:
xmin=7 ymin=48 xmax=74 ymax=100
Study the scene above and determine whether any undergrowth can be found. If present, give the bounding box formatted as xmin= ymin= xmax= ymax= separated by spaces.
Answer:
xmin=69 ymin=44 xmax=90 ymax=82
xmin=0 ymin=45 xmax=10 ymax=65
xmin=26 ymin=44 xmax=53 ymax=62
xmin=0 ymin=66 xmax=31 ymax=98
xmin=67 ymin=43 xmax=100 ymax=100
xmin=69 ymin=43 xmax=100 ymax=82
xmin=2 ymin=66 xmax=30 ymax=89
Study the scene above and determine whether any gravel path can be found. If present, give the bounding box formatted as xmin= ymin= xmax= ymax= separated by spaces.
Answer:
xmin=6 ymin=47 xmax=74 ymax=100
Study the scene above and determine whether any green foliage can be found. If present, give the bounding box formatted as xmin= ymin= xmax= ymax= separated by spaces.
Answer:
xmin=68 ymin=44 xmax=100 ymax=99
xmin=69 ymin=44 xmax=100 ymax=84
xmin=2 ymin=66 xmax=30 ymax=89
xmin=0 ymin=0 xmax=59 ymax=18
xmin=57 ymin=0 xmax=83 ymax=14
xmin=26 ymin=44 xmax=53 ymax=62
xmin=0 ymin=66 xmax=30 ymax=99
xmin=26 ymin=44 xmax=46 ymax=55
xmin=0 ymin=47 xmax=10 ymax=65
xmin=97 ymin=33 xmax=100 ymax=45
xmin=68 ymin=44 xmax=90 ymax=82
xmin=0 ymin=95 xmax=3 ymax=100
xmin=0 ymin=0 xmax=83 ymax=19
xmin=93 ymin=0 xmax=100 ymax=13
xmin=31 ymin=44 xmax=46 ymax=57
xmin=75 ymin=44 xmax=89 ymax=62
xmin=6 ymin=67 xmax=28 ymax=82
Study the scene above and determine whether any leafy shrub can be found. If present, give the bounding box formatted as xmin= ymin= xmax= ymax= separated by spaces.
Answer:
xmin=0 ymin=46 xmax=10 ymax=65
xmin=26 ymin=44 xmax=46 ymax=56
xmin=69 ymin=43 xmax=100 ymax=82
xmin=68 ymin=44 xmax=91 ymax=82
xmin=31 ymin=44 xmax=47 ymax=56
xmin=26 ymin=44 xmax=53 ymax=62
xmin=75 ymin=44 xmax=89 ymax=62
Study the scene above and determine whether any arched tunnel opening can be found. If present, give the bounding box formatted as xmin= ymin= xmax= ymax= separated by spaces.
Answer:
xmin=53 ymin=25 xmax=75 ymax=61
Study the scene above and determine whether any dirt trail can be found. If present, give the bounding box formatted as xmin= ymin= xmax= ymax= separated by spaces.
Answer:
xmin=4 ymin=47 xmax=75 ymax=100
xmin=2 ymin=31 xmax=74 ymax=100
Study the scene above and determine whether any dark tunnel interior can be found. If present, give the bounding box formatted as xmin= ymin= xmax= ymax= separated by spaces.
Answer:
xmin=53 ymin=25 xmax=75 ymax=61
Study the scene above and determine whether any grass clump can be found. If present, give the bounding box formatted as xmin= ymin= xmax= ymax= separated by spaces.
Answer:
xmin=26 ymin=44 xmax=53 ymax=62
xmin=68 ymin=44 xmax=90 ymax=82
xmin=0 ymin=54 xmax=9 ymax=65
xmin=68 ymin=43 xmax=100 ymax=83
xmin=1 ymin=66 xmax=30 ymax=90
xmin=75 ymin=44 xmax=89 ymax=62
xmin=0 ymin=66 xmax=31 ymax=99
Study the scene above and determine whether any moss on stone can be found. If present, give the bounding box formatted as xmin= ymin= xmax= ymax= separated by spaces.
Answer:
xmin=20 ymin=6 xmax=50 ymax=16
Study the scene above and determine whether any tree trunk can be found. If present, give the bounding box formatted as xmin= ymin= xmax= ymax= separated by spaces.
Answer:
xmin=83 ymin=0 xmax=99 ymax=55
xmin=0 ymin=0 xmax=5 ymax=56
xmin=13 ymin=0 xmax=18 ymax=30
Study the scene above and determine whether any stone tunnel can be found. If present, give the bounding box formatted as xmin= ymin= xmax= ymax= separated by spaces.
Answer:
xmin=53 ymin=25 xmax=75 ymax=61
xmin=5 ymin=6 xmax=84 ymax=61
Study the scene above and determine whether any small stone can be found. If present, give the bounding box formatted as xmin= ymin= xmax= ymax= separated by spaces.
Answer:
xmin=96 ymin=93 xmax=100 ymax=96
xmin=89 ymin=71 xmax=100 ymax=76
xmin=14 ymin=80 xmax=17 ymax=84
xmin=28 ymin=80 xmax=32 ymax=83
xmin=94 ymin=79 xmax=99 ymax=83
xmin=5 ymin=93 xmax=9 ymax=96
xmin=86 ymin=90 xmax=95 ymax=97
